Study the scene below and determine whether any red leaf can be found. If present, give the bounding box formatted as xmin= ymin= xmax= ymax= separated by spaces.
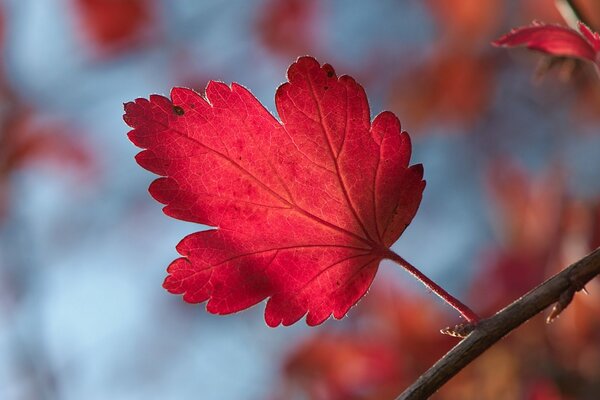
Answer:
xmin=387 ymin=51 xmax=495 ymax=130
xmin=426 ymin=0 xmax=503 ymax=49
xmin=277 ymin=285 xmax=456 ymax=399
xmin=493 ymin=21 xmax=600 ymax=66
xmin=72 ymin=0 xmax=156 ymax=56
xmin=255 ymin=0 xmax=319 ymax=57
xmin=282 ymin=333 xmax=402 ymax=400
xmin=124 ymin=57 xmax=425 ymax=326
xmin=0 ymin=89 xmax=93 ymax=221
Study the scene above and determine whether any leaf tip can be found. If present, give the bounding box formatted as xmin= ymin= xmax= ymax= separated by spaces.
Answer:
xmin=411 ymin=163 xmax=425 ymax=179
xmin=264 ymin=307 xmax=282 ymax=328
xmin=490 ymin=38 xmax=504 ymax=47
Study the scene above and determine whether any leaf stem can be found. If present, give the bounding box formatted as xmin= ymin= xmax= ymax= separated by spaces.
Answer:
xmin=396 ymin=246 xmax=600 ymax=399
xmin=384 ymin=250 xmax=480 ymax=324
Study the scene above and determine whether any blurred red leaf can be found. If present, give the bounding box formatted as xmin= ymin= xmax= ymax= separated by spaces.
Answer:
xmin=125 ymin=56 xmax=425 ymax=326
xmin=470 ymin=161 xmax=565 ymax=313
xmin=255 ymin=0 xmax=319 ymax=57
xmin=473 ymin=159 xmax=600 ymax=374
xmin=168 ymin=50 xmax=210 ymax=95
xmin=0 ymin=112 xmax=89 ymax=174
xmin=486 ymin=160 xmax=564 ymax=252
xmin=72 ymin=0 xmax=157 ymax=56
xmin=494 ymin=21 xmax=600 ymax=67
xmin=388 ymin=51 xmax=495 ymax=131
xmin=470 ymin=250 xmax=548 ymax=314
xmin=278 ymin=285 xmax=455 ymax=400
xmin=514 ymin=1 xmax=600 ymax=120
xmin=525 ymin=379 xmax=564 ymax=400
xmin=0 ymin=90 xmax=92 ymax=219
xmin=355 ymin=285 xmax=455 ymax=367
xmin=282 ymin=333 xmax=402 ymax=400
xmin=426 ymin=0 xmax=504 ymax=49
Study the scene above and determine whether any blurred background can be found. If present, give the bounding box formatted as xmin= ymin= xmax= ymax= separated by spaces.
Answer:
xmin=0 ymin=0 xmax=599 ymax=399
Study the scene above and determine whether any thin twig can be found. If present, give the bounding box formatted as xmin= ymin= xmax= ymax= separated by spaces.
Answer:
xmin=396 ymin=246 xmax=600 ymax=400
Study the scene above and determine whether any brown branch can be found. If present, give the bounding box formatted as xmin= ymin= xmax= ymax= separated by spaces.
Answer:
xmin=396 ymin=246 xmax=600 ymax=400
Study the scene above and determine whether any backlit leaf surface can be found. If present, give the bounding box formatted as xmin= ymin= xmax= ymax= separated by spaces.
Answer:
xmin=124 ymin=57 xmax=424 ymax=326
xmin=493 ymin=21 xmax=600 ymax=67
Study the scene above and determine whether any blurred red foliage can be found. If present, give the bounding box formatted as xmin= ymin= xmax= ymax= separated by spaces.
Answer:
xmin=276 ymin=286 xmax=456 ymax=399
xmin=486 ymin=160 xmax=564 ymax=255
xmin=72 ymin=0 xmax=158 ymax=57
xmin=387 ymin=0 xmax=502 ymax=132
xmin=395 ymin=0 xmax=600 ymax=133
xmin=466 ymin=160 xmax=600 ymax=398
xmin=426 ymin=0 xmax=504 ymax=49
xmin=388 ymin=51 xmax=495 ymax=132
xmin=0 ymin=71 xmax=92 ymax=220
xmin=255 ymin=0 xmax=319 ymax=57
xmin=281 ymin=333 xmax=402 ymax=400
xmin=525 ymin=379 xmax=564 ymax=400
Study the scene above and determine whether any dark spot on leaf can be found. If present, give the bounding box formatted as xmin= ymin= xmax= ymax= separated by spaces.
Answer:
xmin=173 ymin=105 xmax=184 ymax=116
xmin=324 ymin=86 xmax=329 ymax=90
xmin=327 ymin=70 xmax=334 ymax=78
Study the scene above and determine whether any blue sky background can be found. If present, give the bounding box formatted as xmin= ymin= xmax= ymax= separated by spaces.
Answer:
xmin=1 ymin=1 xmax=599 ymax=399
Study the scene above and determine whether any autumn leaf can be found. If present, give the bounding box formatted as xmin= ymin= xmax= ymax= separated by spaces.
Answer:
xmin=255 ymin=0 xmax=319 ymax=57
xmin=72 ymin=0 xmax=157 ymax=56
xmin=426 ymin=0 xmax=503 ymax=49
xmin=276 ymin=285 xmax=463 ymax=399
xmin=387 ymin=51 xmax=495 ymax=131
xmin=485 ymin=160 xmax=564 ymax=253
xmin=281 ymin=333 xmax=402 ymax=400
xmin=0 ymin=85 xmax=92 ymax=221
xmin=468 ymin=161 xmax=565 ymax=313
xmin=125 ymin=57 xmax=480 ymax=327
xmin=493 ymin=21 xmax=600 ymax=68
